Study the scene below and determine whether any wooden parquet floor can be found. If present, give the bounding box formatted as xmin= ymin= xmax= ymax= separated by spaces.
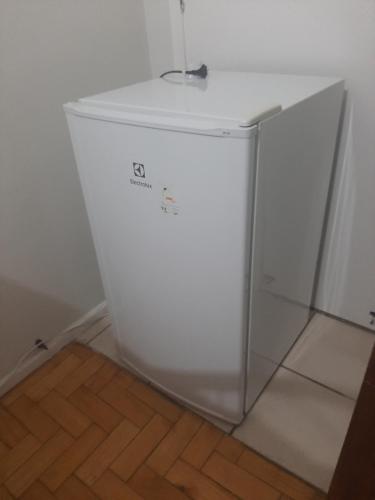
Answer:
xmin=0 ymin=343 xmax=325 ymax=499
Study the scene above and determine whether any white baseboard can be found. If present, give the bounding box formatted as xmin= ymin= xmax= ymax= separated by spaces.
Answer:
xmin=0 ymin=301 xmax=108 ymax=397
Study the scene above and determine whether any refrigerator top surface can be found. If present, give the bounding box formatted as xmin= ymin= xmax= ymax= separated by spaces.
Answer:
xmin=78 ymin=71 xmax=342 ymax=128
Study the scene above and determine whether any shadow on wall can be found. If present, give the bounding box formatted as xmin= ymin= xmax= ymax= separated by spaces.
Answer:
xmin=0 ymin=276 xmax=80 ymax=379
xmin=316 ymin=96 xmax=357 ymax=313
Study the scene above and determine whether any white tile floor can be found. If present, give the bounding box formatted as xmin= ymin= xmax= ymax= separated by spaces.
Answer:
xmin=80 ymin=312 xmax=375 ymax=492
xmin=89 ymin=325 xmax=121 ymax=364
xmin=78 ymin=315 xmax=112 ymax=344
xmin=283 ymin=313 xmax=375 ymax=399
xmin=234 ymin=313 xmax=375 ymax=492
xmin=234 ymin=367 xmax=355 ymax=491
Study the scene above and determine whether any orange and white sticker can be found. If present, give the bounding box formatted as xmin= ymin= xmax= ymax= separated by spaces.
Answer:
xmin=161 ymin=187 xmax=179 ymax=215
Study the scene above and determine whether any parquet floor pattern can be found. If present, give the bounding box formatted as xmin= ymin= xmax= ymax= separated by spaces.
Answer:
xmin=0 ymin=343 xmax=325 ymax=500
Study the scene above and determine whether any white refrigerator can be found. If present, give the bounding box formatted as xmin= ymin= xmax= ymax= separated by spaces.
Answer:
xmin=65 ymin=71 xmax=344 ymax=423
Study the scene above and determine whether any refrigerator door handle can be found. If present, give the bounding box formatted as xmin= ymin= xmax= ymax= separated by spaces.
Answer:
xmin=64 ymin=102 xmax=257 ymax=139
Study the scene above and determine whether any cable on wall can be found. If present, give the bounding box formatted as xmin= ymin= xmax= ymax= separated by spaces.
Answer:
xmin=160 ymin=0 xmax=208 ymax=81
xmin=0 ymin=311 xmax=109 ymax=390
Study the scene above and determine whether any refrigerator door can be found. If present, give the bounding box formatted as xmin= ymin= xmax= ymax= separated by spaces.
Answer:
xmin=246 ymin=81 xmax=344 ymax=409
xmin=66 ymin=113 xmax=257 ymax=423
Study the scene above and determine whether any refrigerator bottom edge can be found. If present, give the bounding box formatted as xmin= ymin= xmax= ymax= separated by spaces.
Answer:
xmin=116 ymin=352 xmax=245 ymax=425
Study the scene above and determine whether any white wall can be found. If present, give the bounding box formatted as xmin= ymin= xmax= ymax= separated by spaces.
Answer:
xmin=143 ymin=0 xmax=173 ymax=77
xmin=0 ymin=0 xmax=151 ymax=379
xmin=151 ymin=0 xmax=375 ymax=330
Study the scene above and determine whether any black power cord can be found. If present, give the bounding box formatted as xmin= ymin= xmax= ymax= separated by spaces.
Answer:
xmin=160 ymin=64 xmax=208 ymax=80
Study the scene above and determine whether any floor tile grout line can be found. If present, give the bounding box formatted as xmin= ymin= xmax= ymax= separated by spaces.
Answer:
xmin=230 ymin=362 xmax=280 ymax=437
xmin=281 ymin=365 xmax=357 ymax=402
xmin=3 ymin=486 xmax=13 ymax=499
xmin=207 ymin=421 xmax=326 ymax=497
xmin=0 ymin=349 xmax=80 ymax=407
xmin=54 ymin=351 xmax=108 ymax=398
xmin=231 ymin=315 xmax=358 ymax=436
xmin=94 ymin=389 xmax=135 ymax=423
xmin=315 ymin=308 xmax=375 ymax=337
xmin=0 ymin=357 xmax=60 ymax=407
xmin=198 ymin=448 xmax=281 ymax=499
xmin=107 ymin=421 xmax=170 ymax=489
xmin=0 ymin=404 xmax=30 ymax=443
xmin=9 ymin=353 xmax=225 ymax=491
xmin=220 ymin=448 xmax=283 ymax=496
xmin=71 ymin=472 xmax=107 ymax=498
xmin=85 ymin=330 xmax=234 ymax=434
xmin=95 ymin=381 xmax=156 ymax=429
xmin=3 ymin=426 xmax=65 ymax=491
xmin=126 ymin=380 xmax=185 ymax=425
xmin=233 ymin=447 xmax=318 ymax=498
xmin=83 ymin=362 xmax=121 ymax=395
xmin=230 ymin=313 xmax=319 ymax=437
xmin=178 ymin=451 xmax=226 ymax=496
xmin=5 ymin=400 xmax=60 ymax=446
xmin=1 ymin=343 xmax=326 ymax=499
xmin=37 ymin=389 xmax=93 ymax=440
xmin=39 ymin=424 xmax=110 ymax=493
xmin=73 ymin=424 xmax=142 ymax=493
xmin=0 ymin=433 xmax=44 ymax=484
xmin=197 ymin=443 xmax=228 ymax=474
xmin=159 ymin=416 xmax=205 ymax=478
xmin=107 ymin=413 xmax=171 ymax=474
xmin=134 ymin=410 xmax=205 ymax=480
xmin=141 ymin=380 xmax=189 ymax=415
xmin=73 ymin=424 xmax=142 ymax=490
xmin=182 ymin=427 xmax=223 ymax=470
xmin=0 ymin=354 xmax=91 ymax=448
xmin=84 ymin=422 xmax=143 ymax=483
xmin=7 ymin=382 xmax=105 ymax=445
xmin=176 ymin=456 xmax=243 ymax=499
xmin=234 ymin=442 xmax=327 ymax=497
xmin=83 ymin=323 xmax=113 ymax=347
xmin=67 ymin=389 xmax=123 ymax=434
xmin=165 ymin=417 xmax=216 ymax=478
xmin=2 ymin=377 xmax=323 ymax=498
xmin=94 ymin=467 xmax=141 ymax=499
xmin=20 ymin=356 xmax=85 ymax=403
xmin=96 ymin=370 xmax=188 ymax=429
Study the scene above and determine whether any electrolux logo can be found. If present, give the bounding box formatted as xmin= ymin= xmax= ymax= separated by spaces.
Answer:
xmin=133 ymin=162 xmax=145 ymax=178
xmin=130 ymin=162 xmax=152 ymax=190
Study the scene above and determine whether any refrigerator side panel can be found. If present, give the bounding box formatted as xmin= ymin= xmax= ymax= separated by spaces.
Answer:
xmin=66 ymin=114 xmax=256 ymax=423
xmin=246 ymin=82 xmax=344 ymax=409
